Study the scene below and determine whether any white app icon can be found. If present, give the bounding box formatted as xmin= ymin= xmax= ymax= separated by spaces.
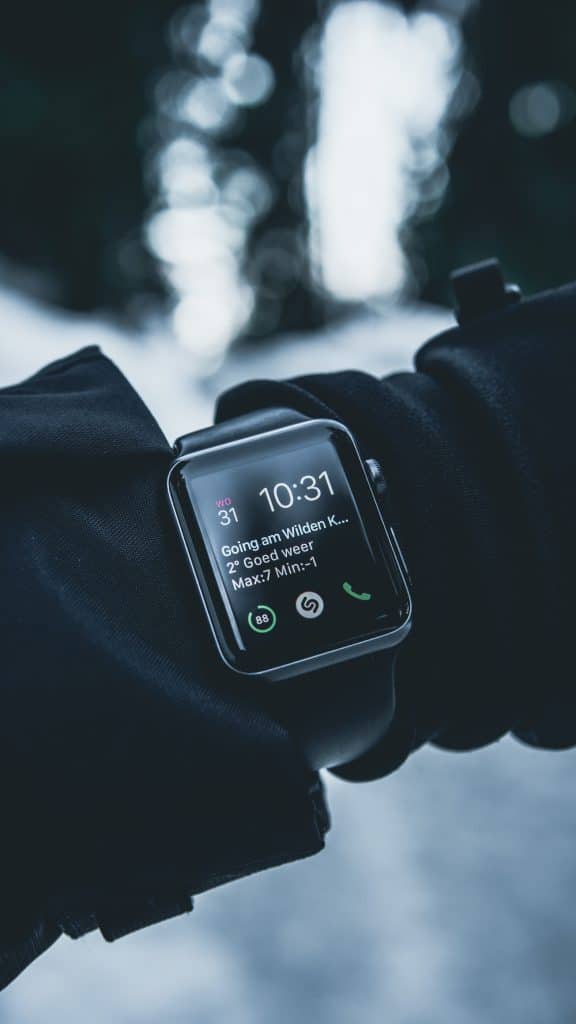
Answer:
xmin=295 ymin=591 xmax=325 ymax=619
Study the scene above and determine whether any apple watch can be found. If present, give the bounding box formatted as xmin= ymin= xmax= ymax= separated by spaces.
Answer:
xmin=168 ymin=408 xmax=412 ymax=771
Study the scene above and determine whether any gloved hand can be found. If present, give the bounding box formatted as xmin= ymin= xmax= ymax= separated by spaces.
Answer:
xmin=218 ymin=281 xmax=575 ymax=780
xmin=0 ymin=347 xmax=327 ymax=988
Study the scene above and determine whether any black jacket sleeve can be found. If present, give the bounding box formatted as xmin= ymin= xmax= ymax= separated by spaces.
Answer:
xmin=0 ymin=347 xmax=327 ymax=989
xmin=1 ymin=279 xmax=573 ymax=985
xmin=218 ymin=281 xmax=575 ymax=780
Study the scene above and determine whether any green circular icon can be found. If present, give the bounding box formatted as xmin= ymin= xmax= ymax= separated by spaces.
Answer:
xmin=248 ymin=604 xmax=277 ymax=634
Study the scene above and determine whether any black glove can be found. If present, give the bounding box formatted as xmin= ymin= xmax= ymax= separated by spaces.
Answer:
xmin=0 ymin=347 xmax=327 ymax=988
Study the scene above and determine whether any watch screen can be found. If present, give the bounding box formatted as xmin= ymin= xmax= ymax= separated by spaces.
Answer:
xmin=169 ymin=420 xmax=410 ymax=674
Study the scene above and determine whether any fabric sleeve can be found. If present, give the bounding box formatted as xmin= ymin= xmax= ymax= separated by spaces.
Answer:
xmin=0 ymin=346 xmax=327 ymax=989
xmin=217 ymin=282 xmax=575 ymax=779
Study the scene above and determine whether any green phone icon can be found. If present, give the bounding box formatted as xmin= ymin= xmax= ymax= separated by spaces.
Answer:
xmin=342 ymin=581 xmax=372 ymax=601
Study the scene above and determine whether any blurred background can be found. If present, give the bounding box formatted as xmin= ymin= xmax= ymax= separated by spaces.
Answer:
xmin=1 ymin=0 xmax=576 ymax=1019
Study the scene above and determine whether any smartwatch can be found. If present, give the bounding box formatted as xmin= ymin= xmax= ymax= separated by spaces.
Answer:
xmin=168 ymin=408 xmax=412 ymax=771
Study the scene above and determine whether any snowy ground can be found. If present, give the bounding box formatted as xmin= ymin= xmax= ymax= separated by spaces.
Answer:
xmin=1 ymin=287 xmax=575 ymax=1024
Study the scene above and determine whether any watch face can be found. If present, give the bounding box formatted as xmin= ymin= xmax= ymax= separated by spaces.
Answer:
xmin=168 ymin=419 xmax=411 ymax=676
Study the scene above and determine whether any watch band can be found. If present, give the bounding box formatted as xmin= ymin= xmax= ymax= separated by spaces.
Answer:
xmin=173 ymin=408 xmax=397 ymax=772
xmin=174 ymin=408 xmax=309 ymax=456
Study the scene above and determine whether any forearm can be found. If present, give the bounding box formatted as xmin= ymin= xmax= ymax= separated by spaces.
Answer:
xmin=217 ymin=282 xmax=575 ymax=777
xmin=1 ymin=278 xmax=572 ymax=982
xmin=0 ymin=348 xmax=327 ymax=986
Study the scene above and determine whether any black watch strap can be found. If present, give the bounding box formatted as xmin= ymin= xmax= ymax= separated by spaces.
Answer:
xmin=173 ymin=408 xmax=397 ymax=772
xmin=174 ymin=408 xmax=308 ymax=457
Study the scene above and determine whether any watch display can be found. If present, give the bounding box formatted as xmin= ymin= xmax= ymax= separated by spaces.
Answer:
xmin=168 ymin=420 xmax=411 ymax=676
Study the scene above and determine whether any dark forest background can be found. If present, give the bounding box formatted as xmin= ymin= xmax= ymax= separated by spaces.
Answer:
xmin=1 ymin=0 xmax=575 ymax=333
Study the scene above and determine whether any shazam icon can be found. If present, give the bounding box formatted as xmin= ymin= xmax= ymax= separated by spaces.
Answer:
xmin=295 ymin=591 xmax=325 ymax=619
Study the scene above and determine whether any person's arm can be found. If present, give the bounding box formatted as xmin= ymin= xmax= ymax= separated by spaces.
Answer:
xmin=218 ymin=280 xmax=574 ymax=779
xmin=0 ymin=347 xmax=327 ymax=988
xmin=1 ymin=278 xmax=573 ymax=985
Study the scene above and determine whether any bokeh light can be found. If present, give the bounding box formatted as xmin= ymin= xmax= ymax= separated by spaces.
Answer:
xmin=509 ymin=81 xmax=576 ymax=138
xmin=307 ymin=2 xmax=459 ymax=303
xmin=147 ymin=0 xmax=463 ymax=368
xmin=222 ymin=53 xmax=275 ymax=107
xmin=147 ymin=0 xmax=267 ymax=371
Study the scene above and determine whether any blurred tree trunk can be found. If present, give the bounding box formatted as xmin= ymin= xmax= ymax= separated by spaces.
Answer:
xmin=0 ymin=1 xmax=181 ymax=314
xmin=240 ymin=2 xmax=325 ymax=337
xmin=412 ymin=0 xmax=576 ymax=303
xmin=240 ymin=0 xmax=466 ymax=339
